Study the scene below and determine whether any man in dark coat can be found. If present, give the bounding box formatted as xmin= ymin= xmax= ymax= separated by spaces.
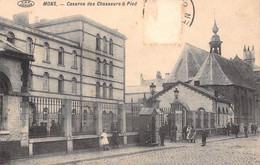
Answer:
xmin=50 ymin=120 xmax=57 ymax=136
xmin=159 ymin=125 xmax=166 ymax=146
xmin=251 ymin=124 xmax=255 ymax=134
xmin=29 ymin=121 xmax=38 ymax=138
xmin=201 ymin=128 xmax=208 ymax=146
xmin=226 ymin=123 xmax=231 ymax=136
xmin=244 ymin=124 xmax=248 ymax=138
xmin=182 ymin=125 xmax=188 ymax=140
xmin=235 ymin=124 xmax=240 ymax=138
xmin=170 ymin=124 xmax=178 ymax=143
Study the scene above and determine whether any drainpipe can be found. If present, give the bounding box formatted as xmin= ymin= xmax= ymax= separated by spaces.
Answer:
xmin=80 ymin=21 xmax=84 ymax=132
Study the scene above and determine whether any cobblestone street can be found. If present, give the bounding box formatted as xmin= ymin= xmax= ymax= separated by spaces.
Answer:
xmin=10 ymin=135 xmax=260 ymax=165
xmin=77 ymin=136 xmax=260 ymax=165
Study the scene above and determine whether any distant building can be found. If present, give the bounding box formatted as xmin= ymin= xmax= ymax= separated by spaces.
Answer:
xmin=125 ymin=71 xmax=170 ymax=103
xmin=165 ymin=20 xmax=260 ymax=128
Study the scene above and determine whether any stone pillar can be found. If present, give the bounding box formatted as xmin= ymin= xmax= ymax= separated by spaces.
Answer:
xmin=62 ymin=99 xmax=73 ymax=153
xmin=29 ymin=142 xmax=33 ymax=157
xmin=95 ymin=102 xmax=102 ymax=147
xmin=119 ymin=103 xmax=127 ymax=146
xmin=20 ymin=98 xmax=29 ymax=147
xmin=192 ymin=111 xmax=196 ymax=129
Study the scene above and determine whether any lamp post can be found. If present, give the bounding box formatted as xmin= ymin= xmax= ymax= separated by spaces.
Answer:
xmin=174 ymin=88 xmax=179 ymax=101
xmin=169 ymin=88 xmax=180 ymax=130
xmin=150 ymin=83 xmax=156 ymax=96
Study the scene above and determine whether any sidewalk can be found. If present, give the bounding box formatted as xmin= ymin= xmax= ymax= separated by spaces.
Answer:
xmin=10 ymin=133 xmax=258 ymax=165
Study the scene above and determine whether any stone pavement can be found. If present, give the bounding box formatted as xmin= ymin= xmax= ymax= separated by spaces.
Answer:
xmin=9 ymin=133 xmax=259 ymax=165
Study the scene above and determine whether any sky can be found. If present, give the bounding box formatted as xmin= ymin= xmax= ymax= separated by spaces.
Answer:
xmin=0 ymin=0 xmax=259 ymax=86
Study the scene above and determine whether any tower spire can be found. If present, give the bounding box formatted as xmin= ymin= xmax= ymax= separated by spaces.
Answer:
xmin=209 ymin=16 xmax=222 ymax=55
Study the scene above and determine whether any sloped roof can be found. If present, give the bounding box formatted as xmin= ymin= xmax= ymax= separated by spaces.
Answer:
xmin=193 ymin=53 xmax=254 ymax=89
xmin=148 ymin=81 xmax=231 ymax=104
xmin=0 ymin=38 xmax=34 ymax=61
xmin=167 ymin=43 xmax=209 ymax=83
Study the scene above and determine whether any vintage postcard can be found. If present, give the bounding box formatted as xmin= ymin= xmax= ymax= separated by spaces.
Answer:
xmin=0 ymin=0 xmax=259 ymax=164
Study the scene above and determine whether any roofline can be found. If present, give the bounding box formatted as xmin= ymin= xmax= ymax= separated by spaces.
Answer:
xmin=32 ymin=15 xmax=127 ymax=40
xmin=0 ymin=16 xmax=79 ymax=47
xmin=148 ymin=81 xmax=231 ymax=104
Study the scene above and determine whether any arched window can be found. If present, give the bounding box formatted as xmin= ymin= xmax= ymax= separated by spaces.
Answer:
xmin=28 ymin=69 xmax=33 ymax=90
xmin=96 ymin=58 xmax=101 ymax=74
xmin=58 ymin=47 xmax=64 ymax=65
xmin=103 ymin=83 xmax=107 ymax=98
xmin=44 ymin=42 xmax=50 ymax=62
xmin=43 ymin=108 xmax=48 ymax=121
xmin=109 ymin=61 xmax=113 ymax=77
xmin=96 ymin=82 xmax=100 ymax=98
xmin=109 ymin=39 xmax=113 ymax=55
xmin=72 ymin=50 xmax=77 ymax=68
xmin=58 ymin=75 xmax=64 ymax=93
xmin=103 ymin=36 xmax=107 ymax=53
xmin=109 ymin=84 xmax=113 ymax=99
xmin=43 ymin=72 xmax=49 ymax=91
xmin=72 ymin=77 xmax=77 ymax=95
xmin=222 ymin=108 xmax=225 ymax=114
xmin=96 ymin=34 xmax=101 ymax=51
xmin=103 ymin=60 xmax=107 ymax=76
xmin=7 ymin=32 xmax=15 ymax=44
xmin=26 ymin=37 xmax=33 ymax=54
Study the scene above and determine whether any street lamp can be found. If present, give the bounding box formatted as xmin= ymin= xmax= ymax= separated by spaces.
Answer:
xmin=174 ymin=88 xmax=179 ymax=100
xmin=150 ymin=83 xmax=156 ymax=95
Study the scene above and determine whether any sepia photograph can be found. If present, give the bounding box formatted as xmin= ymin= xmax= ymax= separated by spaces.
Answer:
xmin=0 ymin=0 xmax=259 ymax=164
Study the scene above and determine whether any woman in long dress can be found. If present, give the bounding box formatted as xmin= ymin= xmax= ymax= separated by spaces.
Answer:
xmin=100 ymin=129 xmax=109 ymax=151
xmin=186 ymin=125 xmax=192 ymax=142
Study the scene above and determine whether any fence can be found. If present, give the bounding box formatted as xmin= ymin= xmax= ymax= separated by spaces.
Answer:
xmin=28 ymin=96 xmax=121 ymax=138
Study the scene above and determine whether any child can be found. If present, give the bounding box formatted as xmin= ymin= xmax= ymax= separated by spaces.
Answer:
xmin=100 ymin=129 xmax=109 ymax=151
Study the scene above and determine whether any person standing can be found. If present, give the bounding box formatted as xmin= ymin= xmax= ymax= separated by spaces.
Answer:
xmin=159 ymin=125 xmax=166 ymax=146
xmin=244 ymin=124 xmax=248 ymax=138
xmin=100 ymin=129 xmax=109 ymax=151
xmin=170 ymin=124 xmax=178 ymax=143
xmin=182 ymin=125 xmax=188 ymax=140
xmin=254 ymin=124 xmax=258 ymax=134
xmin=201 ymin=128 xmax=208 ymax=146
xmin=186 ymin=125 xmax=192 ymax=142
xmin=226 ymin=123 xmax=231 ymax=136
xmin=251 ymin=124 xmax=255 ymax=134
xmin=190 ymin=126 xmax=196 ymax=143
xmin=235 ymin=124 xmax=240 ymax=138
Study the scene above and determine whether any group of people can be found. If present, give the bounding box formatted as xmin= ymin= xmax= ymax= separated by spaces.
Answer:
xmin=29 ymin=120 xmax=62 ymax=138
xmin=183 ymin=125 xmax=196 ymax=143
xmin=229 ymin=123 xmax=258 ymax=138
xmin=100 ymin=122 xmax=120 ymax=151
xmin=29 ymin=121 xmax=48 ymax=138
xmin=159 ymin=124 xmax=208 ymax=147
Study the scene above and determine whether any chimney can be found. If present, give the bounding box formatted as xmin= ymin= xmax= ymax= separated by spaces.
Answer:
xmin=13 ymin=12 xmax=29 ymax=25
xmin=214 ymin=90 xmax=218 ymax=97
xmin=194 ymin=81 xmax=200 ymax=86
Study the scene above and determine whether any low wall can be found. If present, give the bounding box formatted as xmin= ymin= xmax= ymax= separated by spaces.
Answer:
xmin=0 ymin=141 xmax=28 ymax=161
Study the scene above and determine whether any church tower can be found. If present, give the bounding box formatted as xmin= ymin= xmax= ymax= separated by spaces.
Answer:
xmin=209 ymin=20 xmax=223 ymax=55
xmin=243 ymin=45 xmax=255 ymax=67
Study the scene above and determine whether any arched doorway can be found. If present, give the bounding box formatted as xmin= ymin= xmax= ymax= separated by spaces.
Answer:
xmin=0 ymin=72 xmax=12 ymax=130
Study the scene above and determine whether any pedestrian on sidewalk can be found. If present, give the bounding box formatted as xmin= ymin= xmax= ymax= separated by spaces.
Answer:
xmin=251 ymin=124 xmax=255 ymax=134
xmin=226 ymin=123 xmax=231 ymax=136
xmin=190 ymin=126 xmax=196 ymax=143
xmin=182 ymin=125 xmax=188 ymax=140
xmin=201 ymin=128 xmax=208 ymax=146
xmin=244 ymin=124 xmax=248 ymax=138
xmin=100 ymin=129 xmax=109 ymax=151
xmin=186 ymin=125 xmax=192 ymax=142
xmin=159 ymin=125 xmax=166 ymax=146
xmin=235 ymin=124 xmax=240 ymax=138
xmin=170 ymin=124 xmax=177 ymax=143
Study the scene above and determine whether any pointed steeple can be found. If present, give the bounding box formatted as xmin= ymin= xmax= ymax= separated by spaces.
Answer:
xmin=209 ymin=19 xmax=222 ymax=55
xmin=212 ymin=20 xmax=219 ymax=34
